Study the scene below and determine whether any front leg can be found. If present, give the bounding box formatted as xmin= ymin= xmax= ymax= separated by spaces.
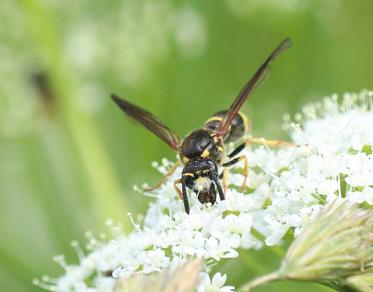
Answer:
xmin=173 ymin=178 xmax=183 ymax=200
xmin=212 ymin=172 xmax=225 ymax=201
xmin=181 ymin=178 xmax=190 ymax=214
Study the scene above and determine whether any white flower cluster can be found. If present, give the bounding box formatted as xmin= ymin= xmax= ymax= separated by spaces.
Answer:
xmin=38 ymin=91 xmax=373 ymax=291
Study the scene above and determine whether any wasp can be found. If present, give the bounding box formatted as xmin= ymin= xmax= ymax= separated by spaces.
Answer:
xmin=112 ymin=38 xmax=293 ymax=214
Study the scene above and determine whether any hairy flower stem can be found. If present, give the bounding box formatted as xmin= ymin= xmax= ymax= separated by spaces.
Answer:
xmin=240 ymin=272 xmax=281 ymax=291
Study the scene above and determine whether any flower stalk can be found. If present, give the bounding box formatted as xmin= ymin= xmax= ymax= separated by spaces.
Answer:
xmin=240 ymin=272 xmax=281 ymax=291
xmin=240 ymin=201 xmax=373 ymax=291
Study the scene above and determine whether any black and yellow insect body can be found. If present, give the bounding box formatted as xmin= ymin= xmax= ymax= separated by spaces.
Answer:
xmin=179 ymin=129 xmax=224 ymax=164
xmin=112 ymin=38 xmax=292 ymax=214
xmin=181 ymin=158 xmax=223 ymax=214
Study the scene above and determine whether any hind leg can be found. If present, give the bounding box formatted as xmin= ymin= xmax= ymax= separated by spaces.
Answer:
xmin=144 ymin=161 xmax=180 ymax=192
xmin=245 ymin=137 xmax=299 ymax=148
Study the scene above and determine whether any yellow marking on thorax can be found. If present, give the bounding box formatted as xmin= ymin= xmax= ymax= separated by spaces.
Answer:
xmin=205 ymin=116 xmax=223 ymax=124
xmin=217 ymin=146 xmax=224 ymax=152
xmin=201 ymin=149 xmax=210 ymax=158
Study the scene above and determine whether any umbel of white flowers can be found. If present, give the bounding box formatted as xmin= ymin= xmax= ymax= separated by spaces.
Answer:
xmin=35 ymin=91 xmax=373 ymax=292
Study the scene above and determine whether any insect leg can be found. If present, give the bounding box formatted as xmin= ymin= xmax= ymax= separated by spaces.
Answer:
xmin=246 ymin=137 xmax=299 ymax=148
xmin=223 ymin=168 xmax=229 ymax=193
xmin=241 ymin=156 xmax=249 ymax=191
xmin=213 ymin=174 xmax=225 ymax=201
xmin=222 ymin=157 xmax=241 ymax=167
xmin=228 ymin=142 xmax=246 ymax=158
xmin=223 ymin=155 xmax=249 ymax=191
xmin=144 ymin=161 xmax=180 ymax=192
xmin=222 ymin=156 xmax=240 ymax=192
xmin=173 ymin=178 xmax=183 ymax=200
xmin=181 ymin=178 xmax=190 ymax=214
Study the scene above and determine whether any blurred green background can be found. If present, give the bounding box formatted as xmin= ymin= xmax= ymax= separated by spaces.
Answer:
xmin=1 ymin=0 xmax=373 ymax=291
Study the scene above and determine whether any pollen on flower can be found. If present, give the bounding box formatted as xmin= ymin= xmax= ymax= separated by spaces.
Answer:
xmin=37 ymin=91 xmax=373 ymax=292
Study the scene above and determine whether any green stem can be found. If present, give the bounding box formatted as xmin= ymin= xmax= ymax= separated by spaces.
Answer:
xmin=19 ymin=0 xmax=130 ymax=230
xmin=240 ymin=272 xmax=281 ymax=291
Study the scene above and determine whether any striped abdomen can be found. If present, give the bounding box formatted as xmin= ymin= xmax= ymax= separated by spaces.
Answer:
xmin=204 ymin=110 xmax=250 ymax=143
